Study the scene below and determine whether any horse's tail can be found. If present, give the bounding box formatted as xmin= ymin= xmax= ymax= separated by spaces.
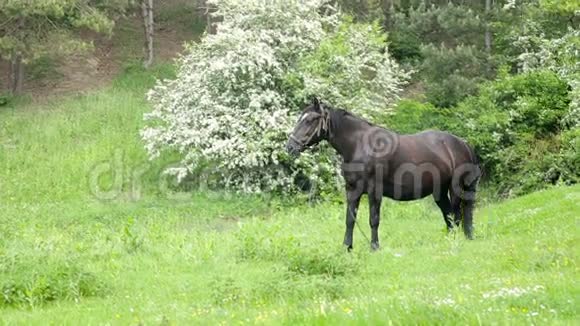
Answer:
xmin=460 ymin=178 xmax=477 ymax=240
xmin=461 ymin=144 xmax=480 ymax=239
xmin=452 ymin=141 xmax=481 ymax=239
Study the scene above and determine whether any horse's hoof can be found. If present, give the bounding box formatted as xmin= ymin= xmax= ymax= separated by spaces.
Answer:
xmin=345 ymin=244 xmax=353 ymax=252
xmin=464 ymin=228 xmax=474 ymax=240
xmin=371 ymin=242 xmax=380 ymax=251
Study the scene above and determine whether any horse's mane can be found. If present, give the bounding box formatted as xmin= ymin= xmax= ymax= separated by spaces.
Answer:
xmin=325 ymin=104 xmax=375 ymax=131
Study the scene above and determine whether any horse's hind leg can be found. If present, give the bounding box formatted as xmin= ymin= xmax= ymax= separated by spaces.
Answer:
xmin=450 ymin=192 xmax=462 ymax=227
xmin=461 ymin=182 xmax=477 ymax=240
xmin=368 ymin=192 xmax=382 ymax=251
xmin=434 ymin=193 xmax=454 ymax=232
xmin=450 ymin=187 xmax=476 ymax=240
xmin=462 ymin=196 xmax=475 ymax=240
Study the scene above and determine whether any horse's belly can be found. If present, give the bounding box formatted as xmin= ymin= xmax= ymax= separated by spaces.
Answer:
xmin=382 ymin=182 xmax=434 ymax=201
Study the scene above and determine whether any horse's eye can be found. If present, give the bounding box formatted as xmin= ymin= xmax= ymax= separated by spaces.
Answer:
xmin=306 ymin=115 xmax=318 ymax=122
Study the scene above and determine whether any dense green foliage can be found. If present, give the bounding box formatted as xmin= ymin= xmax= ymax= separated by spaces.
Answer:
xmin=385 ymin=1 xmax=491 ymax=107
xmin=337 ymin=0 xmax=578 ymax=108
xmin=418 ymin=44 xmax=489 ymax=108
xmin=452 ymin=71 xmax=576 ymax=196
xmin=0 ymin=0 xmax=133 ymax=55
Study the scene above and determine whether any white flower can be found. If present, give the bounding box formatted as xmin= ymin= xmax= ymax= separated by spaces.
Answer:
xmin=433 ymin=296 xmax=456 ymax=307
xmin=482 ymin=285 xmax=544 ymax=299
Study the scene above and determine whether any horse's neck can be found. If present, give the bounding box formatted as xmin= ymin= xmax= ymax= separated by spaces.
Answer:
xmin=327 ymin=113 xmax=365 ymax=161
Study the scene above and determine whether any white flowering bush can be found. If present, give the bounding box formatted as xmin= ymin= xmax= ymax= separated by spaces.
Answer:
xmin=295 ymin=18 xmax=410 ymax=118
xmin=142 ymin=0 xmax=408 ymax=194
xmin=517 ymin=28 xmax=580 ymax=128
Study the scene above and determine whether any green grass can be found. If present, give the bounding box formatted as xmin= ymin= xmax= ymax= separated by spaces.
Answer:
xmin=0 ymin=67 xmax=578 ymax=325
xmin=0 ymin=64 xmax=175 ymax=203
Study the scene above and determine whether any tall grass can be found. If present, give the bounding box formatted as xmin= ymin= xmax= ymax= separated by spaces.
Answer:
xmin=0 ymin=64 xmax=175 ymax=203
xmin=0 ymin=185 xmax=578 ymax=324
xmin=0 ymin=64 xmax=578 ymax=324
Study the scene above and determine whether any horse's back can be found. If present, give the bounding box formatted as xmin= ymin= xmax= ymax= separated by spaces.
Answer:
xmin=407 ymin=129 xmax=464 ymax=144
xmin=402 ymin=130 xmax=476 ymax=165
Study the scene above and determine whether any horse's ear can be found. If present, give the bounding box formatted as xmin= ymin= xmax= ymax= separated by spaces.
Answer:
xmin=311 ymin=96 xmax=320 ymax=110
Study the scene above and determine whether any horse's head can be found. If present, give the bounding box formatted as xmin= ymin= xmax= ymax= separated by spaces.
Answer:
xmin=286 ymin=97 xmax=330 ymax=156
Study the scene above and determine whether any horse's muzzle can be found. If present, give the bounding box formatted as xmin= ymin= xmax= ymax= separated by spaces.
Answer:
xmin=286 ymin=138 xmax=302 ymax=157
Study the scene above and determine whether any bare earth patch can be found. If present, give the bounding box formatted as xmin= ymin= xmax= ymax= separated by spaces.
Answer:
xmin=0 ymin=3 xmax=199 ymax=101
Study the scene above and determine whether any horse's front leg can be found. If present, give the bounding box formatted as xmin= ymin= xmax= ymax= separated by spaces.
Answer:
xmin=344 ymin=188 xmax=362 ymax=251
xmin=368 ymin=192 xmax=382 ymax=251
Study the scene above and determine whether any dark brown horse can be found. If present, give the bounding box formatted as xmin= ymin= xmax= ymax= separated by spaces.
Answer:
xmin=286 ymin=98 xmax=481 ymax=250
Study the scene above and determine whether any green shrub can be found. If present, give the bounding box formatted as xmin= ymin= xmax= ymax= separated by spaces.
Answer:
xmin=387 ymin=2 xmax=491 ymax=108
xmin=487 ymin=71 xmax=570 ymax=136
xmin=388 ymin=30 xmax=423 ymax=65
xmin=0 ymin=93 xmax=9 ymax=106
xmin=448 ymin=70 xmax=574 ymax=196
xmin=553 ymin=128 xmax=580 ymax=185
xmin=383 ymin=99 xmax=451 ymax=134
xmin=385 ymin=71 xmax=575 ymax=197
xmin=492 ymin=135 xmax=560 ymax=196
xmin=420 ymin=45 xmax=490 ymax=108
xmin=236 ymin=219 xmax=359 ymax=278
xmin=0 ymin=258 xmax=106 ymax=308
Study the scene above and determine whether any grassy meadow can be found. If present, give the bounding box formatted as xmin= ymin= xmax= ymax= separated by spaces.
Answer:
xmin=0 ymin=67 xmax=579 ymax=325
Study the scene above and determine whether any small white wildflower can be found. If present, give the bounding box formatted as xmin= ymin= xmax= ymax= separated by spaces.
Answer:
xmin=433 ymin=296 xmax=456 ymax=307
xmin=482 ymin=285 xmax=544 ymax=299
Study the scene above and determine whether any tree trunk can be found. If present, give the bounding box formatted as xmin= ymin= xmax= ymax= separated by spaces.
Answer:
xmin=382 ymin=0 xmax=394 ymax=29
xmin=10 ymin=53 xmax=24 ymax=95
xmin=199 ymin=0 xmax=217 ymax=34
xmin=141 ymin=0 xmax=154 ymax=68
xmin=484 ymin=0 xmax=493 ymax=74
xmin=484 ymin=0 xmax=492 ymax=56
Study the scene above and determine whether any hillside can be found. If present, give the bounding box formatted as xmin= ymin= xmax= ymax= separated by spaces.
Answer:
xmin=0 ymin=0 xmax=203 ymax=100
xmin=0 ymin=69 xmax=579 ymax=324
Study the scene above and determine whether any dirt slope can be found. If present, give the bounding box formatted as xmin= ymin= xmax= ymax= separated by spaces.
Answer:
xmin=0 ymin=0 xmax=204 ymax=100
